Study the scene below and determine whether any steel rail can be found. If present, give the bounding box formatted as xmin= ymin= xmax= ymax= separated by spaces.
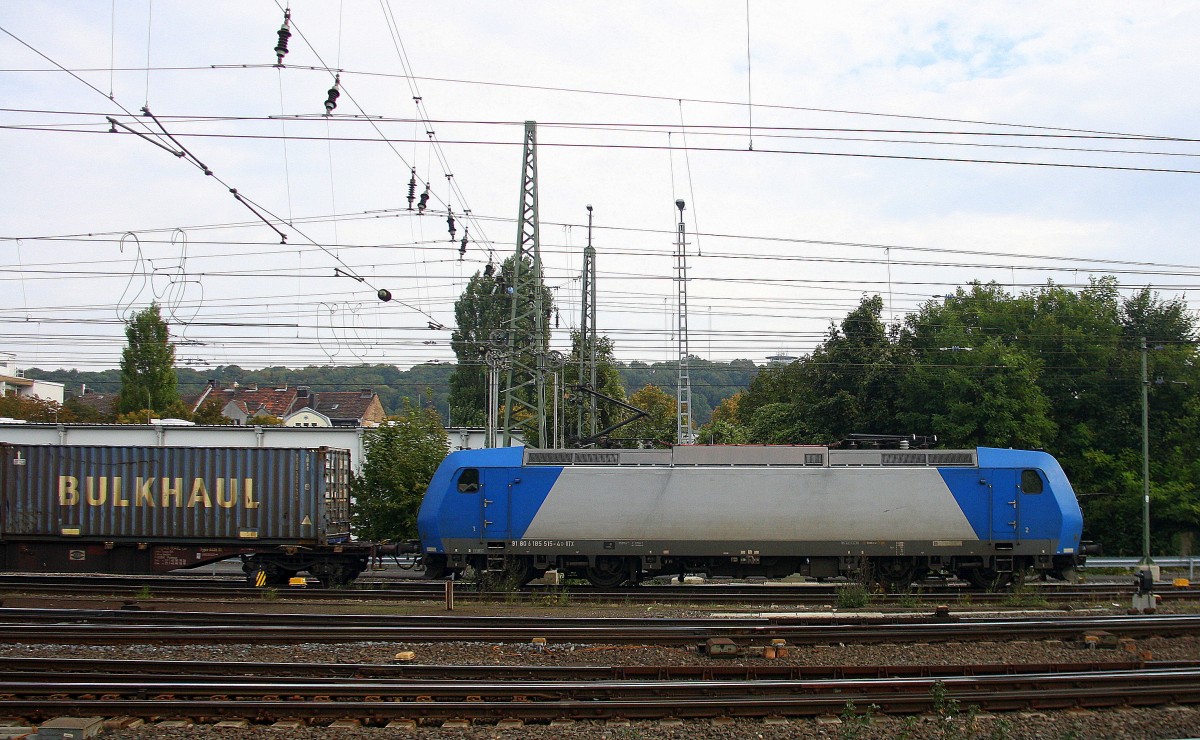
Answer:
xmin=1 ymin=608 xmax=1199 ymax=645
xmin=0 ymin=666 xmax=1198 ymax=722
xmin=0 ymin=573 xmax=1182 ymax=606
xmin=3 ymin=655 xmax=1186 ymax=681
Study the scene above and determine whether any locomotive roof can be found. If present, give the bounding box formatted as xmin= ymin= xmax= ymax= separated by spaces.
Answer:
xmin=522 ymin=446 xmax=979 ymax=468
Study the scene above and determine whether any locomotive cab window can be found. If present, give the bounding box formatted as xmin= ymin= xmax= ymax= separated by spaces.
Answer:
xmin=1020 ymin=470 xmax=1044 ymax=494
xmin=457 ymin=468 xmax=481 ymax=493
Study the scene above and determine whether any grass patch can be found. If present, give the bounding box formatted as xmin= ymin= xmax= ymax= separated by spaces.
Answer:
xmin=836 ymin=582 xmax=871 ymax=609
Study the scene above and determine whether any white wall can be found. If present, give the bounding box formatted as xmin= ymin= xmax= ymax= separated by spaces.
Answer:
xmin=0 ymin=423 xmax=521 ymax=472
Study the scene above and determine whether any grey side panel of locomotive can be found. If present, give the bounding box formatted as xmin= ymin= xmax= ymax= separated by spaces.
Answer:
xmin=522 ymin=466 xmax=978 ymax=543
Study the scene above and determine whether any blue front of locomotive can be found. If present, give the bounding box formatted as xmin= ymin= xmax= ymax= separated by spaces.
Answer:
xmin=940 ymin=447 xmax=1084 ymax=556
xmin=416 ymin=446 xmax=558 ymax=556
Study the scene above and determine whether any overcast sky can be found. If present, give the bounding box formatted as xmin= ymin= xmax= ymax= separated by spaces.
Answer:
xmin=2 ymin=2 xmax=1198 ymax=374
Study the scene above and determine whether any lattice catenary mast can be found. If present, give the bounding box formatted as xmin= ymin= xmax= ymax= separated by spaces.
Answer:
xmin=577 ymin=205 xmax=599 ymax=442
xmin=501 ymin=121 xmax=548 ymax=447
xmin=675 ymin=199 xmax=695 ymax=445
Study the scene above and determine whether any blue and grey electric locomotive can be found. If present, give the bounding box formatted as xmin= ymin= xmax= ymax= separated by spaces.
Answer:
xmin=414 ymin=444 xmax=1085 ymax=589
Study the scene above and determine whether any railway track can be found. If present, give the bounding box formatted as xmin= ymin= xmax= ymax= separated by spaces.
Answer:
xmin=0 ymin=657 xmax=1197 ymax=724
xmin=2 ymin=606 xmax=1199 ymax=645
xmin=0 ymin=573 xmax=1184 ymax=606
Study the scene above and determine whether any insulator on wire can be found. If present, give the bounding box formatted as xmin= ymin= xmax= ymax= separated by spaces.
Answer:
xmin=274 ymin=9 xmax=291 ymax=65
xmin=417 ymin=184 xmax=430 ymax=214
xmin=324 ymin=74 xmax=340 ymax=115
xmin=406 ymin=169 xmax=417 ymax=211
xmin=446 ymin=207 xmax=457 ymax=242
xmin=483 ymin=262 xmax=494 ymax=277
xmin=458 ymin=227 xmax=468 ymax=258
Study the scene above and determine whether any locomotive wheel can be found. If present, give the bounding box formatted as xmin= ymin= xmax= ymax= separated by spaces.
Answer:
xmin=585 ymin=557 xmax=628 ymax=588
xmin=422 ymin=556 xmax=448 ymax=580
xmin=963 ymin=567 xmax=1023 ymax=591
xmin=874 ymin=558 xmax=918 ymax=591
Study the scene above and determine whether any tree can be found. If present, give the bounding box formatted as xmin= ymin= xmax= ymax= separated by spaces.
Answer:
xmin=0 ymin=394 xmax=69 ymax=422
xmin=351 ymin=400 xmax=450 ymax=542
xmin=619 ymin=385 xmax=677 ymax=447
xmin=740 ymin=295 xmax=903 ymax=444
xmin=117 ymin=303 xmax=182 ymax=415
xmin=447 ymin=256 xmax=554 ymax=430
xmin=562 ymin=331 xmax=627 ymax=444
xmin=245 ymin=413 xmax=284 ymax=426
xmin=697 ymin=392 xmax=749 ymax=444
xmin=192 ymin=397 xmax=234 ymax=425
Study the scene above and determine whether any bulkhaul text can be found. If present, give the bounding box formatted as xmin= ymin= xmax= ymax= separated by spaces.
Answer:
xmin=58 ymin=476 xmax=260 ymax=509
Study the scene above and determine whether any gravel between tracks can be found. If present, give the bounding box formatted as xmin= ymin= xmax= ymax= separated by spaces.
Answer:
xmin=2 ymin=599 xmax=1199 ymax=738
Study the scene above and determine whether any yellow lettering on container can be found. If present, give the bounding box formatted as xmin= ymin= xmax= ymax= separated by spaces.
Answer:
xmin=243 ymin=479 xmax=259 ymax=510
xmin=216 ymin=479 xmax=236 ymax=509
xmin=58 ymin=477 xmax=79 ymax=506
xmin=112 ymin=477 xmax=128 ymax=507
xmin=85 ymin=477 xmax=107 ymax=506
xmin=136 ymin=478 xmax=156 ymax=507
xmin=187 ymin=478 xmax=213 ymax=507
xmin=161 ymin=478 xmax=183 ymax=507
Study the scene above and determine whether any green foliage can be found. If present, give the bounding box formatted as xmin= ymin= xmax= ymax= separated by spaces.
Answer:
xmin=118 ymin=303 xmax=182 ymax=415
xmin=836 ymin=582 xmax=871 ymax=609
xmin=838 ymin=700 xmax=876 ymax=739
xmin=619 ymin=357 xmax=759 ymax=425
xmin=192 ymin=397 xmax=234 ymax=425
xmin=563 ymin=331 xmax=627 ymax=443
xmin=447 ymin=256 xmax=554 ymax=431
xmin=739 ymin=295 xmax=904 ymax=443
xmin=350 ymin=401 xmax=449 ymax=542
xmin=0 ymin=394 xmax=68 ymax=422
xmin=737 ymin=280 xmax=1200 ymax=555
xmin=62 ymin=396 xmax=108 ymax=422
xmin=114 ymin=408 xmax=155 ymax=424
xmin=245 ymin=413 xmax=284 ymax=426
xmin=696 ymin=392 xmax=750 ymax=444
xmin=618 ymin=384 xmax=677 ymax=447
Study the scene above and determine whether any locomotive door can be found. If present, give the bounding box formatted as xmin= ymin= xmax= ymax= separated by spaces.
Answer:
xmin=984 ymin=469 xmax=1020 ymax=541
xmin=479 ymin=469 xmax=511 ymax=542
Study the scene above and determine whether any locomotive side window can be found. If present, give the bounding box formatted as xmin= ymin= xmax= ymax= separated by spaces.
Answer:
xmin=1020 ymin=469 xmax=1043 ymax=494
xmin=457 ymin=468 xmax=481 ymax=493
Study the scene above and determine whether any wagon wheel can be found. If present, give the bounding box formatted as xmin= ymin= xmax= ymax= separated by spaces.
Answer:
xmin=310 ymin=562 xmax=350 ymax=589
xmin=585 ymin=557 xmax=628 ymax=588
xmin=874 ymin=558 xmax=918 ymax=592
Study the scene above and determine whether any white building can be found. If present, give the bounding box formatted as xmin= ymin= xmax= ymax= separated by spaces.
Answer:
xmin=0 ymin=356 xmax=64 ymax=404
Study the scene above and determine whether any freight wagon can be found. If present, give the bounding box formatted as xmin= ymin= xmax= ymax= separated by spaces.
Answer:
xmin=413 ymin=444 xmax=1088 ymax=589
xmin=0 ymin=444 xmax=372 ymax=587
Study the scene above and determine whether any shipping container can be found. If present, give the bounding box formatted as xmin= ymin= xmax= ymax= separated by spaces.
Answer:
xmin=1 ymin=444 xmax=350 ymax=543
xmin=0 ymin=444 xmax=367 ymax=584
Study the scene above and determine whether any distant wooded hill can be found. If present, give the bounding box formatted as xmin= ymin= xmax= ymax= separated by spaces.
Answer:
xmin=27 ymin=358 xmax=761 ymax=425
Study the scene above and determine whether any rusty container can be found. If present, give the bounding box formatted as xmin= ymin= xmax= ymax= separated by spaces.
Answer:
xmin=0 ymin=444 xmax=351 ymax=545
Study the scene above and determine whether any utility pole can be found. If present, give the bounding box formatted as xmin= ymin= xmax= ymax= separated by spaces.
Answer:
xmin=675 ymin=199 xmax=695 ymax=446
xmin=502 ymin=121 xmax=548 ymax=447
xmin=1140 ymin=337 xmax=1154 ymax=570
xmin=577 ymin=205 xmax=598 ymax=443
